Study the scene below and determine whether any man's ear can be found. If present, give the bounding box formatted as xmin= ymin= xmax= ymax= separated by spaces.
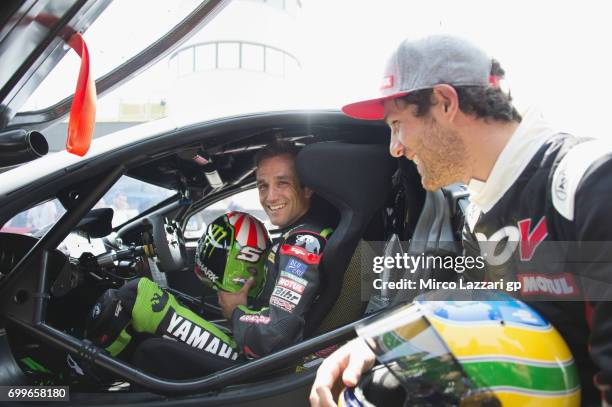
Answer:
xmin=432 ymin=84 xmax=459 ymax=122
xmin=303 ymin=186 xmax=314 ymax=199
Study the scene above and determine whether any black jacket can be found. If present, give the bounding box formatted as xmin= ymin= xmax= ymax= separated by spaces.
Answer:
xmin=463 ymin=132 xmax=612 ymax=405
xmin=231 ymin=209 xmax=333 ymax=358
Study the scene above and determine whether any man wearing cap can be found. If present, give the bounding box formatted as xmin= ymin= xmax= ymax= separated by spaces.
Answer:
xmin=310 ymin=35 xmax=612 ymax=406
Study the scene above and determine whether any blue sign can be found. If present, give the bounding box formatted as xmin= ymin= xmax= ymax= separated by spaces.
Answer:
xmin=285 ymin=258 xmax=307 ymax=277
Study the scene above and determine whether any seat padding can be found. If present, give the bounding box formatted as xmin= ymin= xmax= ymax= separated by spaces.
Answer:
xmin=296 ymin=142 xmax=395 ymax=336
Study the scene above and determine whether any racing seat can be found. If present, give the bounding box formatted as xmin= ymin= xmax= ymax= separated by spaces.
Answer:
xmin=129 ymin=143 xmax=395 ymax=378
xmin=296 ymin=142 xmax=396 ymax=336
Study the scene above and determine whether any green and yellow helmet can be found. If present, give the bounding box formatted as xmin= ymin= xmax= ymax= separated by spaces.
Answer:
xmin=194 ymin=211 xmax=270 ymax=297
xmin=340 ymin=291 xmax=580 ymax=407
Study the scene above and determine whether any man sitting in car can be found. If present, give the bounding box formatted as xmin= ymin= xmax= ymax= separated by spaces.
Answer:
xmin=85 ymin=140 xmax=334 ymax=377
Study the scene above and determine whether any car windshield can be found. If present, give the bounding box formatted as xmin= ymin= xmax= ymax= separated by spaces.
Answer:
xmin=18 ymin=0 xmax=612 ymax=149
xmin=95 ymin=176 xmax=175 ymax=227
xmin=1 ymin=199 xmax=66 ymax=236
xmin=20 ymin=0 xmax=203 ymax=112
xmin=0 ymin=177 xmax=173 ymax=236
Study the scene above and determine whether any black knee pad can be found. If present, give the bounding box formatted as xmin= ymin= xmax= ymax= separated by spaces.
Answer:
xmin=85 ymin=285 xmax=136 ymax=348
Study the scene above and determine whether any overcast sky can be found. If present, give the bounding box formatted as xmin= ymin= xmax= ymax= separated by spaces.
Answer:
xmin=298 ymin=0 xmax=612 ymax=137
xmin=23 ymin=0 xmax=612 ymax=139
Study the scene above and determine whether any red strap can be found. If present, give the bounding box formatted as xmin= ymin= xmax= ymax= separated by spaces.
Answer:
xmin=66 ymin=33 xmax=96 ymax=156
xmin=22 ymin=14 xmax=97 ymax=155
xmin=488 ymin=75 xmax=500 ymax=88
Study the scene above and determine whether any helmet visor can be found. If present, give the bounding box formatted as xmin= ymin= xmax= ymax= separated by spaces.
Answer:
xmin=357 ymin=303 xmax=499 ymax=406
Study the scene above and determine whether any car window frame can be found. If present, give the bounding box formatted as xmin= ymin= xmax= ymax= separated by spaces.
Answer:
xmin=8 ymin=0 xmax=229 ymax=132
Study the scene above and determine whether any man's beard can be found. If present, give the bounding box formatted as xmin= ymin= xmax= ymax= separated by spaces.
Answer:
xmin=416 ymin=117 xmax=469 ymax=191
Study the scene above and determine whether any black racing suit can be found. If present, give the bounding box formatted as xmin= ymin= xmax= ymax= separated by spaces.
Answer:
xmin=85 ymin=208 xmax=332 ymax=369
xmin=231 ymin=211 xmax=333 ymax=358
xmin=461 ymin=110 xmax=612 ymax=405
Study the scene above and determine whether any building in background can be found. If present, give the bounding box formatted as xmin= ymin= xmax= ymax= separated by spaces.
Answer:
xmin=45 ymin=0 xmax=303 ymax=151
xmin=167 ymin=0 xmax=303 ymax=120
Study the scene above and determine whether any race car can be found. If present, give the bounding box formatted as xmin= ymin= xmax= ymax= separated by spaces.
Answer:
xmin=0 ymin=1 xmax=465 ymax=405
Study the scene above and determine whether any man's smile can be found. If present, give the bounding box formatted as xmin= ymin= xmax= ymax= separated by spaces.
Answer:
xmin=267 ymin=203 xmax=287 ymax=212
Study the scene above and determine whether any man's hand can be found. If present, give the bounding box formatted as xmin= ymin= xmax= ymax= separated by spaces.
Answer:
xmin=309 ymin=338 xmax=376 ymax=407
xmin=217 ymin=278 xmax=254 ymax=319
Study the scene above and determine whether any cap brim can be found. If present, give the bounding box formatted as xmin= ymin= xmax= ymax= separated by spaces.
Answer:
xmin=341 ymin=92 xmax=408 ymax=120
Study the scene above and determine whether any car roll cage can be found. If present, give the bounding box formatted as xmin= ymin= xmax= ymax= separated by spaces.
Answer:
xmin=6 ymin=313 xmax=362 ymax=396
xmin=0 ymin=164 xmax=370 ymax=396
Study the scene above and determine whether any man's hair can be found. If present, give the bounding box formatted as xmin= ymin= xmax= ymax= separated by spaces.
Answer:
xmin=398 ymin=59 xmax=521 ymax=123
xmin=253 ymin=139 xmax=301 ymax=168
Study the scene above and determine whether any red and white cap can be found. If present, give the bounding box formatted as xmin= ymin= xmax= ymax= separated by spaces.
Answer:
xmin=342 ymin=35 xmax=495 ymax=120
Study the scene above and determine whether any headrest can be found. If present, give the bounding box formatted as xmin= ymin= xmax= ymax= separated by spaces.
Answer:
xmin=295 ymin=142 xmax=396 ymax=336
xmin=296 ymin=142 xmax=395 ymax=222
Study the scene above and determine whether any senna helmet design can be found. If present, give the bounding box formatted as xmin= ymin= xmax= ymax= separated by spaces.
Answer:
xmin=195 ymin=211 xmax=270 ymax=297
xmin=340 ymin=291 xmax=580 ymax=407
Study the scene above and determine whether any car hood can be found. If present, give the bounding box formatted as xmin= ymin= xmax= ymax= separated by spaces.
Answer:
xmin=0 ymin=116 xmax=180 ymax=196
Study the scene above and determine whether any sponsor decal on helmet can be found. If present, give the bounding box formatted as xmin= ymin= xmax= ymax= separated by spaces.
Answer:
xmin=196 ymin=265 xmax=219 ymax=283
xmin=236 ymin=246 xmax=264 ymax=263
xmin=239 ymin=314 xmax=271 ymax=324
xmin=202 ymin=223 xmax=230 ymax=257
xmin=280 ymin=271 xmax=308 ymax=286
xmin=151 ymin=291 xmax=169 ymax=312
xmin=284 ymin=257 xmax=307 ymax=277
xmin=273 ymin=286 xmax=302 ymax=305
xmin=114 ymin=301 xmax=123 ymax=317
xmin=232 ymin=277 xmax=248 ymax=286
xmin=270 ymin=295 xmax=296 ymax=312
xmin=92 ymin=303 xmax=101 ymax=319
xmin=518 ymin=273 xmax=578 ymax=297
xmin=278 ymin=277 xmax=305 ymax=294
xmin=196 ymin=212 xmax=270 ymax=296
xmin=232 ymin=266 xmax=257 ymax=286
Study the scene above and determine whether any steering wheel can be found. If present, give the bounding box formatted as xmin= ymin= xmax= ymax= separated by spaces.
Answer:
xmin=149 ymin=215 xmax=187 ymax=273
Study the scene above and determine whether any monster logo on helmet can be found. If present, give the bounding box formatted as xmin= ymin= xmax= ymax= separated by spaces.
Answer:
xmin=195 ymin=212 xmax=270 ymax=297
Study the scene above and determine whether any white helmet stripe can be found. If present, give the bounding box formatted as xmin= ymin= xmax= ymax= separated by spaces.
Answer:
xmin=255 ymin=220 xmax=266 ymax=250
xmin=236 ymin=214 xmax=250 ymax=245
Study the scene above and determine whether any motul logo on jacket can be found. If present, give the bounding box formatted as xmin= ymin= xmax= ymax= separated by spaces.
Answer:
xmin=278 ymin=277 xmax=305 ymax=294
xmin=475 ymin=217 xmax=548 ymax=266
xmin=518 ymin=273 xmax=578 ymax=296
